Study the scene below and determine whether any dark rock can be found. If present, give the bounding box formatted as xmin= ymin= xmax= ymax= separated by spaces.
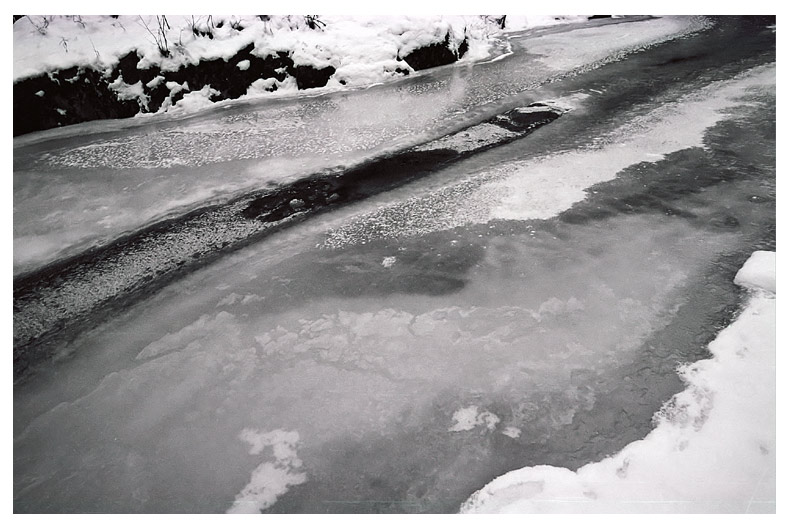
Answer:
xmin=13 ymin=67 xmax=138 ymax=136
xmin=57 ymin=66 xmax=80 ymax=82
xmin=137 ymin=65 xmax=162 ymax=86
xmin=13 ymin=47 xmax=303 ymax=135
xmin=401 ymin=33 xmax=459 ymax=71
xmin=457 ymin=37 xmax=469 ymax=59
xmin=289 ymin=63 xmax=336 ymax=90
xmin=588 ymin=15 xmax=612 ymax=20
xmin=490 ymin=105 xmax=564 ymax=132
xmin=146 ymin=81 xmax=171 ymax=113
xmin=116 ymin=51 xmax=142 ymax=84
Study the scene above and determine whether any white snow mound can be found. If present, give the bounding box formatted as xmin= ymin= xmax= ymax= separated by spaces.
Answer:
xmin=734 ymin=250 xmax=775 ymax=293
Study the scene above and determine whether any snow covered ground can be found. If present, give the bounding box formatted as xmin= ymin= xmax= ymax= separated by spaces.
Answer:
xmin=461 ymin=250 xmax=776 ymax=513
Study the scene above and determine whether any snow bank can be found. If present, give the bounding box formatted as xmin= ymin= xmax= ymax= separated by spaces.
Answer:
xmin=461 ymin=250 xmax=776 ymax=514
xmin=734 ymin=250 xmax=776 ymax=293
xmin=13 ymin=15 xmax=583 ymax=89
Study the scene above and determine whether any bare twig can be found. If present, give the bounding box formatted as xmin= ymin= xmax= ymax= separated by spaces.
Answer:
xmin=26 ymin=15 xmax=51 ymax=35
xmin=138 ymin=15 xmax=170 ymax=57
xmin=89 ymin=37 xmax=100 ymax=60
xmin=304 ymin=15 xmax=326 ymax=30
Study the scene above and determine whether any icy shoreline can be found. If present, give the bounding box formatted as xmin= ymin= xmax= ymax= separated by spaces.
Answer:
xmin=461 ymin=251 xmax=776 ymax=514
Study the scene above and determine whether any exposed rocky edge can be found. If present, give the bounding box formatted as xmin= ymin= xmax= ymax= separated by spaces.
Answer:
xmin=13 ymin=46 xmax=334 ymax=136
xmin=13 ymin=103 xmax=563 ymax=379
xmin=14 ymin=33 xmax=470 ymax=136
xmin=401 ymin=31 xmax=469 ymax=71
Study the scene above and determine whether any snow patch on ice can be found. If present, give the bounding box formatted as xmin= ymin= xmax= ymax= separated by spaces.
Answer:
xmin=461 ymin=250 xmax=776 ymax=513
xmin=136 ymin=311 xmax=237 ymax=360
xmin=413 ymin=122 xmax=520 ymax=153
xmin=227 ymin=428 xmax=306 ymax=513
xmin=216 ymin=293 xmax=266 ymax=307
xmin=502 ymin=426 xmax=522 ymax=439
xmin=478 ymin=63 xmax=776 ymax=223
xmin=322 ymin=65 xmax=773 ymax=252
xmin=449 ymin=406 xmax=501 ymax=432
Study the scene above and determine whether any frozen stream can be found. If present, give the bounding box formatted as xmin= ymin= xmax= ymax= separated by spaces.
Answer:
xmin=13 ymin=16 xmax=704 ymax=275
xmin=13 ymin=18 xmax=775 ymax=513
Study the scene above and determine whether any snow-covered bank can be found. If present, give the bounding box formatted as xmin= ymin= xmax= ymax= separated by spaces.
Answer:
xmin=461 ymin=250 xmax=776 ymax=514
xmin=12 ymin=15 xmax=591 ymax=84
xmin=13 ymin=15 xmax=593 ymax=135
